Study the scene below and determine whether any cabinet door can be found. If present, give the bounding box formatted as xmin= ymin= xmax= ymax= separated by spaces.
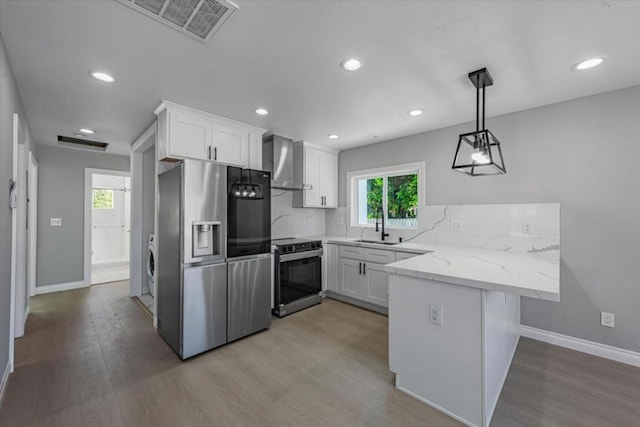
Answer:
xmin=364 ymin=262 xmax=389 ymax=307
xmin=338 ymin=258 xmax=362 ymax=298
xmin=212 ymin=123 xmax=249 ymax=167
xmin=304 ymin=146 xmax=322 ymax=207
xmin=168 ymin=111 xmax=212 ymax=160
xmin=320 ymin=150 xmax=338 ymax=208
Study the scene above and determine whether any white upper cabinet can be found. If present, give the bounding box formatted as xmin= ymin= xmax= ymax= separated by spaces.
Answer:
xmin=293 ymin=141 xmax=339 ymax=208
xmin=155 ymin=101 xmax=265 ymax=169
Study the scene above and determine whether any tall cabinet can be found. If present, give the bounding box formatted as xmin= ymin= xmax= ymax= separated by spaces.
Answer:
xmin=292 ymin=141 xmax=338 ymax=208
xmin=155 ymin=101 xmax=266 ymax=170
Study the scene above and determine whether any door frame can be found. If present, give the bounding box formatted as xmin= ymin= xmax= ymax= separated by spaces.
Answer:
xmin=84 ymin=168 xmax=131 ymax=287
xmin=130 ymin=124 xmax=156 ymax=296
xmin=28 ymin=152 xmax=38 ymax=297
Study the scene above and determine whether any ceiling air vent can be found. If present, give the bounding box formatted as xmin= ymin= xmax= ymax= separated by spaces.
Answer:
xmin=118 ymin=0 xmax=238 ymax=43
xmin=58 ymin=135 xmax=109 ymax=152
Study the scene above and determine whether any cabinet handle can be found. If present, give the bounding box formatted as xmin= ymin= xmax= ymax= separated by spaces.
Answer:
xmin=359 ymin=262 xmax=362 ymax=275
xmin=208 ymin=146 xmax=212 ymax=160
xmin=214 ymin=147 xmax=217 ymax=161
xmin=363 ymin=263 xmax=366 ymax=275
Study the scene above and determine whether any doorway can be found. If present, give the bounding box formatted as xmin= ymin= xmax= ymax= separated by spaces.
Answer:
xmin=84 ymin=169 xmax=131 ymax=285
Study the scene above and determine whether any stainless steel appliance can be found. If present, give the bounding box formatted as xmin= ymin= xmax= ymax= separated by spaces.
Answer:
xmin=227 ymin=166 xmax=272 ymax=342
xmin=157 ymin=160 xmax=228 ymax=359
xmin=273 ymin=238 xmax=323 ymax=317
xmin=157 ymin=160 xmax=273 ymax=359
xmin=263 ymin=134 xmax=306 ymax=190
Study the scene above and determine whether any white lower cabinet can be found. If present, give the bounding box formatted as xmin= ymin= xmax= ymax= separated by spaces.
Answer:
xmin=339 ymin=258 xmax=362 ymax=298
xmin=364 ymin=263 xmax=389 ymax=306
xmin=336 ymin=245 xmax=396 ymax=307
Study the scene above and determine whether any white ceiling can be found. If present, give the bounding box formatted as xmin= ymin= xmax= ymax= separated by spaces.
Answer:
xmin=0 ymin=0 xmax=638 ymax=156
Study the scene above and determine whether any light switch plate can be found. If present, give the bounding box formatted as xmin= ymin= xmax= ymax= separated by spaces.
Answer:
xmin=50 ymin=218 xmax=62 ymax=226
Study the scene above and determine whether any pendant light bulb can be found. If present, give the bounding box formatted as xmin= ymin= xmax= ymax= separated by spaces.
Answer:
xmin=249 ymin=190 xmax=256 ymax=198
xmin=471 ymin=151 xmax=490 ymax=164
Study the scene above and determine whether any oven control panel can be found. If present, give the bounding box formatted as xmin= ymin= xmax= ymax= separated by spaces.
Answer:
xmin=277 ymin=241 xmax=322 ymax=254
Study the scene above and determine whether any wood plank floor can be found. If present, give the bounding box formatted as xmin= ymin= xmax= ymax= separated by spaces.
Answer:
xmin=1 ymin=281 xmax=638 ymax=427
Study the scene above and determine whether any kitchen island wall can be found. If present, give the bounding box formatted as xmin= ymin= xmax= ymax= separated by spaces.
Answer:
xmin=335 ymin=85 xmax=640 ymax=354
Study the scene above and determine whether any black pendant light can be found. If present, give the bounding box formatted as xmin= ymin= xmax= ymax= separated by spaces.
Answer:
xmin=452 ymin=68 xmax=506 ymax=176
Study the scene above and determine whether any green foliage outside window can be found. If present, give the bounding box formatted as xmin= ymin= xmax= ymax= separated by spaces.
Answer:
xmin=388 ymin=174 xmax=418 ymax=219
xmin=366 ymin=174 xmax=418 ymax=220
xmin=92 ymin=189 xmax=114 ymax=209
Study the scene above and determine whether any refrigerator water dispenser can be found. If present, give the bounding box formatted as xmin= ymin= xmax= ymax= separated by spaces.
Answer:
xmin=192 ymin=221 xmax=221 ymax=258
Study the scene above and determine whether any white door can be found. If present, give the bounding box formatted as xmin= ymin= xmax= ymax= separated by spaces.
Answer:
xmin=212 ymin=123 xmax=248 ymax=166
xmin=320 ymin=150 xmax=338 ymax=208
xmin=90 ymin=173 xmax=131 ymax=284
xmin=10 ymin=114 xmax=29 ymax=345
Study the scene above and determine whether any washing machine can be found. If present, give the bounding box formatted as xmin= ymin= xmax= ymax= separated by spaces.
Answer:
xmin=146 ymin=234 xmax=156 ymax=296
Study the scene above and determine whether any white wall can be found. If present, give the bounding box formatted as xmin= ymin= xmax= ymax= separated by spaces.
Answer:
xmin=337 ymin=86 xmax=640 ymax=353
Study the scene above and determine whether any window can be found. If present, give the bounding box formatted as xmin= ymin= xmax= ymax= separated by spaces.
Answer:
xmin=92 ymin=189 xmax=114 ymax=209
xmin=349 ymin=162 xmax=424 ymax=229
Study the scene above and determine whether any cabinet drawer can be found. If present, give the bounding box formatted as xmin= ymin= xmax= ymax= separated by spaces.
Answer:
xmin=363 ymin=248 xmax=396 ymax=264
xmin=396 ymin=252 xmax=420 ymax=261
xmin=339 ymin=245 xmax=363 ymax=259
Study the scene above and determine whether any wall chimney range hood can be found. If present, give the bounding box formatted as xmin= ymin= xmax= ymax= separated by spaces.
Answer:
xmin=262 ymin=135 xmax=308 ymax=190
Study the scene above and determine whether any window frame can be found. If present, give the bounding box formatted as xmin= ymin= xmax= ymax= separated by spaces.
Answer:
xmin=347 ymin=162 xmax=425 ymax=229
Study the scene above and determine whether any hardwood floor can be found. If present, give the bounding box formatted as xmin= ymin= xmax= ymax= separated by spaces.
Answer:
xmin=1 ymin=281 xmax=638 ymax=426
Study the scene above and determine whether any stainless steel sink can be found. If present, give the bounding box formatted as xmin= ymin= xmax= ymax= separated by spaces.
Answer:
xmin=354 ymin=239 xmax=400 ymax=246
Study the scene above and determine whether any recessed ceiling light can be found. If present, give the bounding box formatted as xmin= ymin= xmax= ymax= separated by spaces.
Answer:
xmin=79 ymin=128 xmax=95 ymax=134
xmin=90 ymin=71 xmax=115 ymax=83
xmin=340 ymin=58 xmax=362 ymax=71
xmin=255 ymin=108 xmax=268 ymax=116
xmin=572 ymin=57 xmax=605 ymax=71
xmin=408 ymin=109 xmax=424 ymax=117
xmin=328 ymin=134 xmax=339 ymax=139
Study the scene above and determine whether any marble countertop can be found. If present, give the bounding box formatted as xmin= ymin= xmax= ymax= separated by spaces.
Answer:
xmin=312 ymin=235 xmax=560 ymax=302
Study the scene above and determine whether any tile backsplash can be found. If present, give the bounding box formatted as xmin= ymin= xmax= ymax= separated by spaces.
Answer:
xmin=325 ymin=203 xmax=560 ymax=258
xmin=271 ymin=190 xmax=326 ymax=239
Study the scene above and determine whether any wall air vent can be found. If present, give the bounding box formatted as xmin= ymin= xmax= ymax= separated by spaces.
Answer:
xmin=117 ymin=0 xmax=238 ymax=43
xmin=58 ymin=135 xmax=109 ymax=152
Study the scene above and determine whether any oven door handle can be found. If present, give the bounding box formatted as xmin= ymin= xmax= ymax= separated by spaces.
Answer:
xmin=279 ymin=249 xmax=323 ymax=263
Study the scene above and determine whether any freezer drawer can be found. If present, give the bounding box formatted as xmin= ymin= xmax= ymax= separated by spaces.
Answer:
xmin=228 ymin=255 xmax=272 ymax=342
xmin=182 ymin=263 xmax=227 ymax=358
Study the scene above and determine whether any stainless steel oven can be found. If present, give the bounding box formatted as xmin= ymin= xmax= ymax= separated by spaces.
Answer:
xmin=273 ymin=238 xmax=323 ymax=317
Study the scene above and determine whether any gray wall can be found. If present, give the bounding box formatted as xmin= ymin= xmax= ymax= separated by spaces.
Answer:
xmin=36 ymin=145 xmax=129 ymax=288
xmin=338 ymin=86 xmax=640 ymax=352
xmin=0 ymin=33 xmax=34 ymax=373
xmin=0 ymin=32 xmax=36 ymax=376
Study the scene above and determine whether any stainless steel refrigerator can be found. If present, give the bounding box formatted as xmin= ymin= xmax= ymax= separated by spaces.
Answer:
xmin=157 ymin=160 xmax=272 ymax=359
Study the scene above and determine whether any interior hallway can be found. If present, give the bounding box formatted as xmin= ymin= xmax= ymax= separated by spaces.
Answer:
xmin=0 ymin=282 xmax=638 ymax=426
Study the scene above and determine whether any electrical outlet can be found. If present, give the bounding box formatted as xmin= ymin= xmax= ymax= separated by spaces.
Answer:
xmin=601 ymin=312 xmax=615 ymax=328
xmin=522 ymin=222 xmax=532 ymax=234
xmin=429 ymin=304 xmax=443 ymax=326
xmin=50 ymin=218 xmax=62 ymax=227
xmin=336 ymin=217 xmax=345 ymax=226
xmin=450 ymin=220 xmax=463 ymax=231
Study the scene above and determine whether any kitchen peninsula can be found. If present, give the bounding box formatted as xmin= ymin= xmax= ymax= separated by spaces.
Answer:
xmin=385 ymin=246 xmax=560 ymax=427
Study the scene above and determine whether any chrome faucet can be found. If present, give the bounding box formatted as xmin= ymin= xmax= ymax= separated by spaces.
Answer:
xmin=375 ymin=208 xmax=390 ymax=241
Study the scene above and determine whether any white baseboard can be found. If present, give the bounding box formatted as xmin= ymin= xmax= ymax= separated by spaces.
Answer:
xmin=0 ymin=360 xmax=11 ymax=408
xmin=521 ymin=325 xmax=640 ymax=367
xmin=35 ymin=281 xmax=88 ymax=295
